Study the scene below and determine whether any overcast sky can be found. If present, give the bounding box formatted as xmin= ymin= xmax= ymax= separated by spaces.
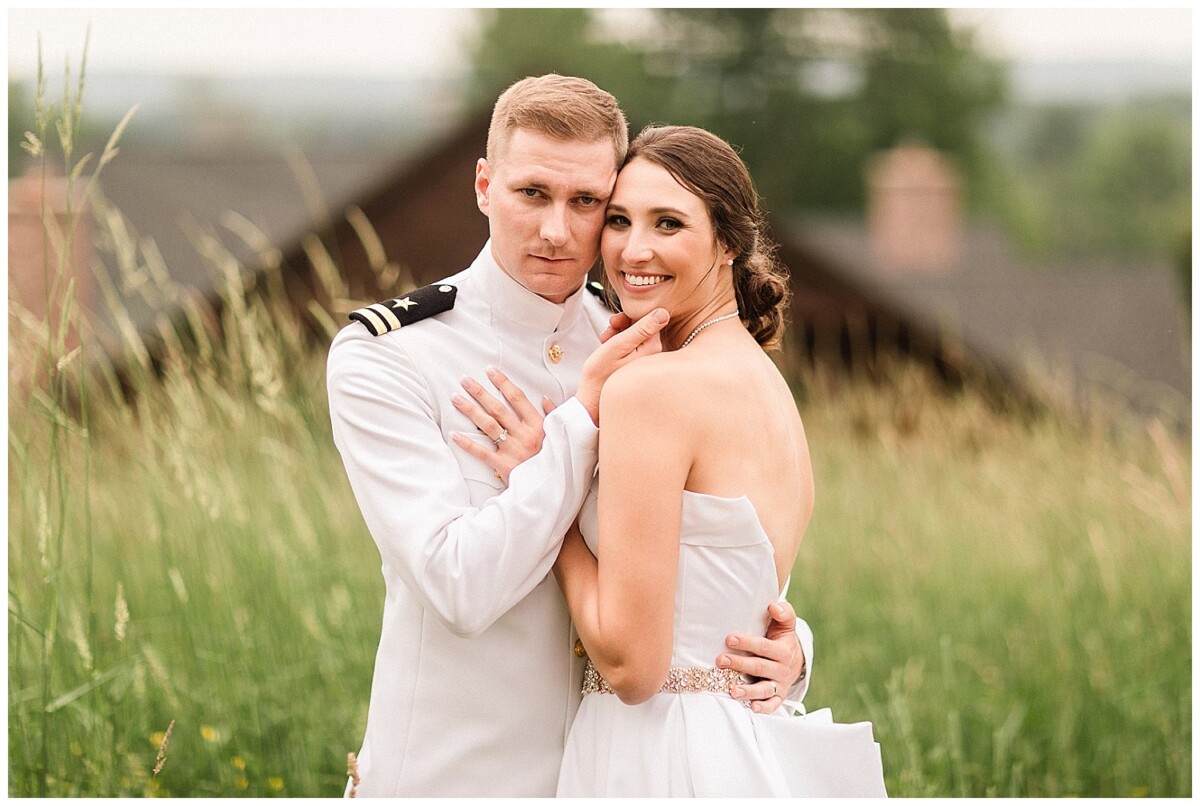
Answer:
xmin=8 ymin=7 xmax=1194 ymax=81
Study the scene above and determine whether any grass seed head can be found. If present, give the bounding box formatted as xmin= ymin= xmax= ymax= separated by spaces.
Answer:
xmin=152 ymin=719 xmax=174 ymax=777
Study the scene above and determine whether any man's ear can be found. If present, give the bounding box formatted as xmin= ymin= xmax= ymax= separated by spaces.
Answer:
xmin=474 ymin=158 xmax=491 ymax=216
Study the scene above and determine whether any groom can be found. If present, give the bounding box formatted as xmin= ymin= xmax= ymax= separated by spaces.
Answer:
xmin=327 ymin=74 xmax=812 ymax=797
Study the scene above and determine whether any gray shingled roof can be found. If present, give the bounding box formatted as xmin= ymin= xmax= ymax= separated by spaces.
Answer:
xmin=90 ymin=154 xmax=391 ymax=332
xmin=793 ymin=216 xmax=1191 ymax=415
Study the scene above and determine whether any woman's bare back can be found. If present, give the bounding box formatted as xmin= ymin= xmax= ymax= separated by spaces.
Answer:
xmin=658 ymin=333 xmax=813 ymax=590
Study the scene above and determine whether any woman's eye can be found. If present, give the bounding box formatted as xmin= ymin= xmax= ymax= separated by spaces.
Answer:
xmin=658 ymin=218 xmax=682 ymax=231
xmin=605 ymin=214 xmax=629 ymax=228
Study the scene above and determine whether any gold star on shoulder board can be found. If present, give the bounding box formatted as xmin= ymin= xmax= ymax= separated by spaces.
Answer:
xmin=348 ymin=284 xmax=456 ymax=336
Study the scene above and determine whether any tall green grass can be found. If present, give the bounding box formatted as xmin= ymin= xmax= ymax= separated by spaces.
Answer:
xmin=795 ymin=364 xmax=1190 ymax=796
xmin=8 ymin=51 xmax=1190 ymax=796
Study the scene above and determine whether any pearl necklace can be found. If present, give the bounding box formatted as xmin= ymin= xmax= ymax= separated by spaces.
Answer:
xmin=680 ymin=311 xmax=740 ymax=348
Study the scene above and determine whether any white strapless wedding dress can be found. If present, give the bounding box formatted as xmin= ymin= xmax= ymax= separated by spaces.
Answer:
xmin=556 ymin=486 xmax=887 ymax=797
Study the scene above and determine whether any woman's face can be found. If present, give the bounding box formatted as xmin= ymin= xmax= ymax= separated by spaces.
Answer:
xmin=601 ymin=157 xmax=733 ymax=322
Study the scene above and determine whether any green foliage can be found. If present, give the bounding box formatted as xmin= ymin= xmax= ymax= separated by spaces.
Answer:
xmin=465 ymin=8 xmax=1007 ymax=215
xmin=1077 ymin=104 xmax=1192 ymax=256
xmin=796 ymin=364 xmax=1190 ymax=796
xmin=463 ymin=8 xmax=670 ymax=125
xmin=984 ymin=97 xmax=1191 ymax=262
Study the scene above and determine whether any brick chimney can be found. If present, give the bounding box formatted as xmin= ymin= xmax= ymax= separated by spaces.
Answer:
xmin=8 ymin=168 xmax=95 ymax=353
xmin=867 ymin=140 xmax=963 ymax=275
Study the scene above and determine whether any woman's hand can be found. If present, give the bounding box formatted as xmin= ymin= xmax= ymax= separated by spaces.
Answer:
xmin=577 ymin=308 xmax=669 ymax=424
xmin=451 ymin=366 xmax=554 ymax=485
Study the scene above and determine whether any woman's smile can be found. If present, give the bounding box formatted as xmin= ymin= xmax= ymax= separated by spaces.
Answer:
xmin=620 ymin=272 xmax=671 ymax=288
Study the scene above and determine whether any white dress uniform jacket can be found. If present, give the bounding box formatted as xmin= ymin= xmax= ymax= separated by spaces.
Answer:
xmin=326 ymin=244 xmax=814 ymax=797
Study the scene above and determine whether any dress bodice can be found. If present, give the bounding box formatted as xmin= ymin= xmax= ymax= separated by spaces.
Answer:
xmin=564 ymin=481 xmax=888 ymax=798
xmin=577 ymin=481 xmax=781 ymax=668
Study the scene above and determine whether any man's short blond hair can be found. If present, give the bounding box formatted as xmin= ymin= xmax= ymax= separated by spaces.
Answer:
xmin=487 ymin=74 xmax=628 ymax=169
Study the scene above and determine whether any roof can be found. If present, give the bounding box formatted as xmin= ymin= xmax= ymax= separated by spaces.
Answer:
xmin=90 ymin=154 xmax=390 ymax=332
xmin=794 ymin=216 xmax=1191 ymax=413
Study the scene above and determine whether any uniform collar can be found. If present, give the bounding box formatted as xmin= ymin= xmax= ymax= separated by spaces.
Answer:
xmin=472 ymin=240 xmax=588 ymax=333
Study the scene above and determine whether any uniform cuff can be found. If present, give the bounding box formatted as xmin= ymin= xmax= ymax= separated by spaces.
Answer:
xmin=556 ymin=395 xmax=600 ymax=436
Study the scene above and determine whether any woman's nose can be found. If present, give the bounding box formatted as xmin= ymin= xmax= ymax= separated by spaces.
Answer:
xmin=621 ymin=229 xmax=653 ymax=264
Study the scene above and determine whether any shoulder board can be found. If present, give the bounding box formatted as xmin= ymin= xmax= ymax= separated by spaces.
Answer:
xmin=349 ymin=283 xmax=457 ymax=336
xmin=584 ymin=280 xmax=619 ymax=312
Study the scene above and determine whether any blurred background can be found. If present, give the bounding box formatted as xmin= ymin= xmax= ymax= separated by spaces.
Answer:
xmin=8 ymin=7 xmax=1192 ymax=413
xmin=7 ymin=7 xmax=1192 ymax=798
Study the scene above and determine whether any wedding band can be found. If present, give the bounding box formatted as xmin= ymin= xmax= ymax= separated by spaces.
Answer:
xmin=769 ymin=681 xmax=777 ymax=697
xmin=493 ymin=428 xmax=508 ymax=445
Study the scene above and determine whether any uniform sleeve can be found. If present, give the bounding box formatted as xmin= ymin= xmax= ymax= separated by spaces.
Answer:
xmin=779 ymin=578 xmax=814 ymax=712
xmin=327 ymin=328 xmax=598 ymax=638
xmin=787 ymin=615 xmax=814 ymax=708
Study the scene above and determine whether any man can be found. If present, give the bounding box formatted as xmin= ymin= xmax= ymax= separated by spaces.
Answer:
xmin=326 ymin=74 xmax=812 ymax=797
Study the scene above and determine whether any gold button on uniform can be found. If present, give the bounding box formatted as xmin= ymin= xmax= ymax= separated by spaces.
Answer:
xmin=573 ymin=639 xmax=586 ymax=658
xmin=548 ymin=344 xmax=563 ymax=363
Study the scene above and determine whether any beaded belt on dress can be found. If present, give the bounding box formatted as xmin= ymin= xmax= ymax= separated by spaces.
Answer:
xmin=581 ymin=658 xmax=746 ymax=696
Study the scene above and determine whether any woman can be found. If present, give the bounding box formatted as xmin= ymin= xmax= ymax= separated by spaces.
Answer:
xmin=550 ymin=126 xmax=886 ymax=797
xmin=472 ymin=125 xmax=886 ymax=796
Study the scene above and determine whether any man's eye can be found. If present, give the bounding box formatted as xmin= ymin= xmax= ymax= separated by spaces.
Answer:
xmin=520 ymin=188 xmax=541 ymax=198
xmin=577 ymin=196 xmax=599 ymax=207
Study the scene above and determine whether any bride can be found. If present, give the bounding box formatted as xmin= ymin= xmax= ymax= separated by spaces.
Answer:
xmin=475 ymin=125 xmax=886 ymax=797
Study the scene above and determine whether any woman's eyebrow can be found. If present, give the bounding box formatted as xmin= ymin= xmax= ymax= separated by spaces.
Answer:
xmin=605 ymin=203 xmax=690 ymax=218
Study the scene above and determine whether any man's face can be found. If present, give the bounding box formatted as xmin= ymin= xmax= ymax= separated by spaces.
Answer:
xmin=475 ymin=128 xmax=618 ymax=303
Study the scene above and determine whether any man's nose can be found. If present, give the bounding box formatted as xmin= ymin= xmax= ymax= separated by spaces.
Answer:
xmin=540 ymin=204 xmax=569 ymax=247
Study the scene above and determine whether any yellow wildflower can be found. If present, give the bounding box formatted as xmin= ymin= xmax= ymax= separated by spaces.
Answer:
xmin=231 ymin=756 xmax=246 ymax=770
xmin=150 ymin=732 xmax=166 ymax=748
xmin=234 ymin=775 xmax=249 ymax=790
xmin=267 ymin=777 xmax=284 ymax=791
xmin=199 ymin=725 xmax=219 ymax=743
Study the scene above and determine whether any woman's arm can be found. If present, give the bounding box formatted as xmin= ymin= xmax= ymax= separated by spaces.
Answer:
xmin=553 ymin=361 xmax=692 ymax=704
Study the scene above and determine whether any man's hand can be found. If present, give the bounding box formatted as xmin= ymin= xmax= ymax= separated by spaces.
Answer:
xmin=451 ymin=366 xmax=555 ymax=484
xmin=717 ymin=601 xmax=805 ymax=714
xmin=577 ymin=308 xmax=668 ymax=424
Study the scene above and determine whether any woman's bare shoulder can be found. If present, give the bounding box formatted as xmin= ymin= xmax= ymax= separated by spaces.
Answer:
xmin=610 ymin=349 xmax=703 ymax=388
xmin=600 ymin=351 xmax=697 ymax=415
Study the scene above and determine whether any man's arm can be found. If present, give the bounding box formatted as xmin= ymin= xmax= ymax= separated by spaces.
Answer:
xmin=326 ymin=327 xmax=599 ymax=638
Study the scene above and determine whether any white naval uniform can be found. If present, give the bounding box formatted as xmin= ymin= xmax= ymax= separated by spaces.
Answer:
xmin=326 ymin=243 xmax=814 ymax=797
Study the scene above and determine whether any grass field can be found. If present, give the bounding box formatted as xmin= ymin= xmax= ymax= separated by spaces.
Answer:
xmin=8 ymin=66 xmax=1191 ymax=797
